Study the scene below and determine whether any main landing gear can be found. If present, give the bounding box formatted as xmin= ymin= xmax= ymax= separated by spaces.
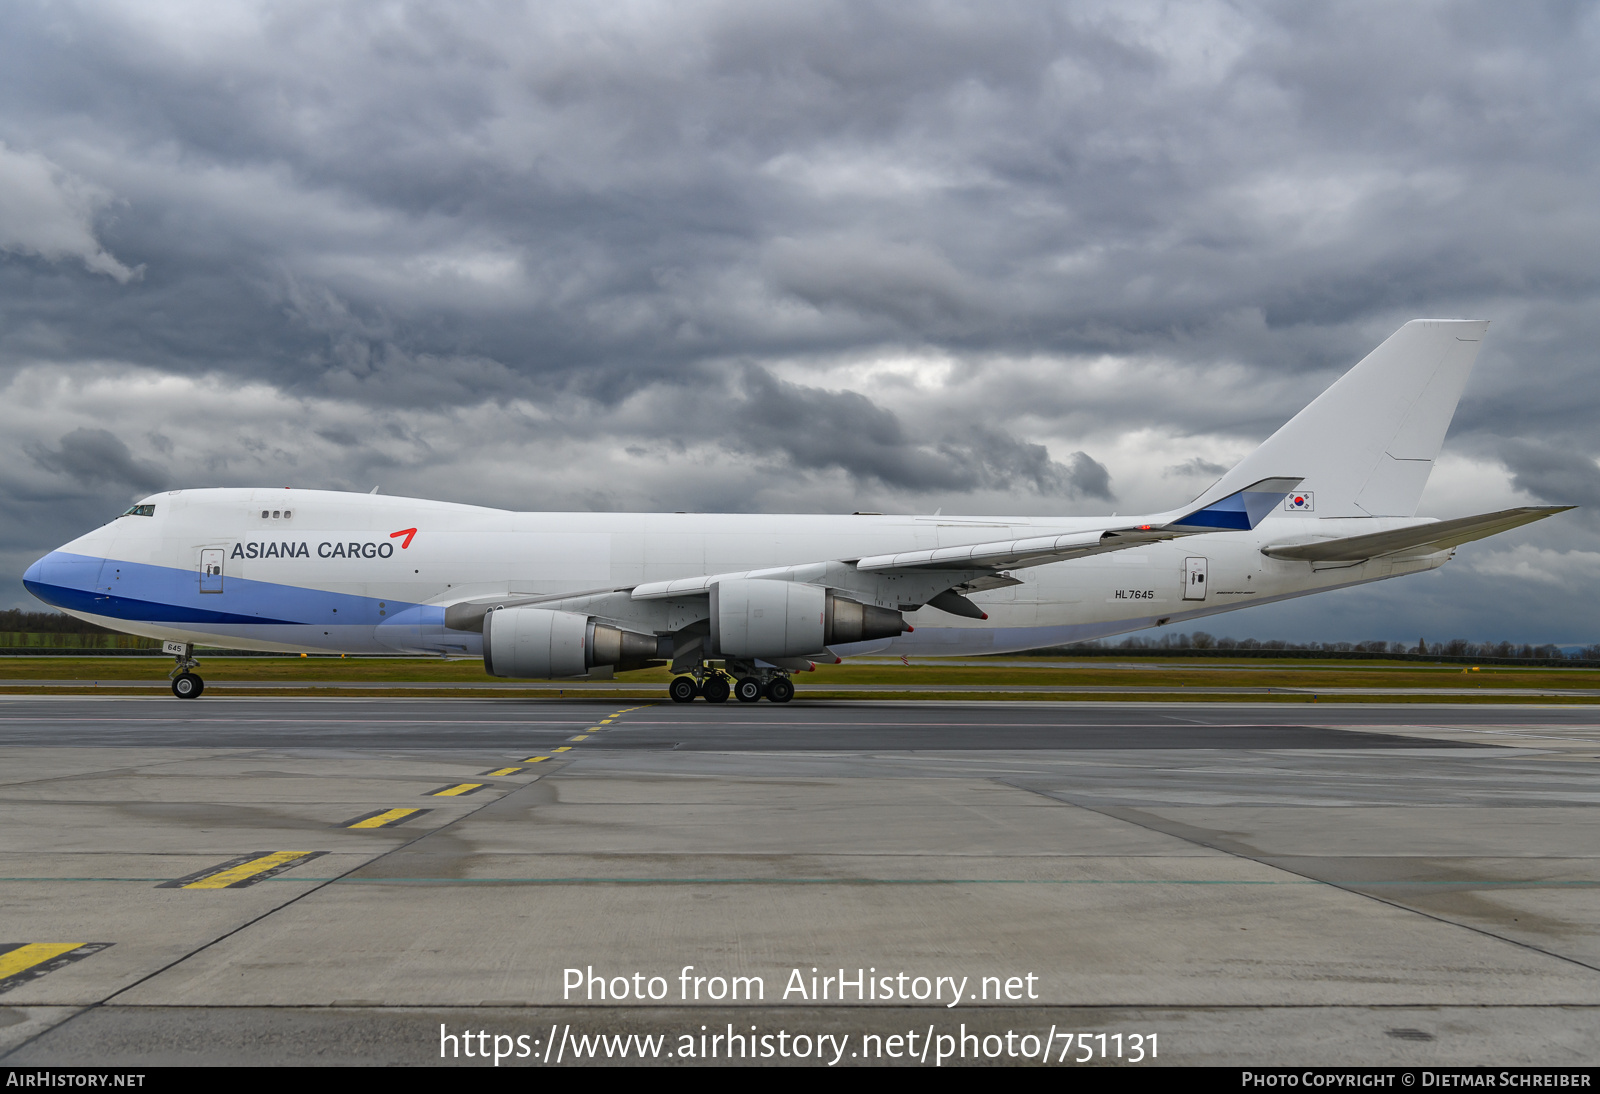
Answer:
xmin=167 ymin=642 xmax=204 ymax=699
xmin=669 ymin=663 xmax=794 ymax=704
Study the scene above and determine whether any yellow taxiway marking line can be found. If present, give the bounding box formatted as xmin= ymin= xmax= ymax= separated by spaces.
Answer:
xmin=552 ymin=746 xmax=572 ymax=752
xmin=182 ymin=851 xmax=314 ymax=890
xmin=346 ymin=808 xmax=422 ymax=829
xmin=485 ymin=767 xmax=523 ymax=777
xmin=524 ymin=756 xmax=549 ymax=762
xmin=429 ymin=783 xmax=485 ymax=797
xmin=569 ymin=734 xmax=590 ymax=741
xmin=0 ymin=943 xmax=82 ymax=980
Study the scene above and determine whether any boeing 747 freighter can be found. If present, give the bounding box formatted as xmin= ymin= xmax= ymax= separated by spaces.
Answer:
xmin=24 ymin=320 xmax=1570 ymax=701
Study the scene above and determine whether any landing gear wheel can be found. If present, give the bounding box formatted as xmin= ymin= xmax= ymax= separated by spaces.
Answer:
xmin=701 ymin=675 xmax=731 ymax=704
xmin=171 ymin=672 xmax=204 ymax=700
xmin=765 ymin=677 xmax=795 ymax=704
xmin=734 ymin=676 xmax=764 ymax=703
xmin=669 ymin=676 xmax=700 ymax=703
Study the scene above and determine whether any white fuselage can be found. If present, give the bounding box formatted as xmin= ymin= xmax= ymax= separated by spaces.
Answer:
xmin=25 ymin=488 xmax=1450 ymax=659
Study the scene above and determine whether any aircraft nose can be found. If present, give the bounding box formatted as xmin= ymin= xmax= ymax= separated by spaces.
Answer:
xmin=22 ymin=554 xmax=54 ymax=605
xmin=22 ymin=550 xmax=97 ymax=609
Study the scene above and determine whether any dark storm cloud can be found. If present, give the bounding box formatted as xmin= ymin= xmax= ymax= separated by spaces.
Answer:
xmin=1499 ymin=441 xmax=1600 ymax=511
xmin=27 ymin=428 xmax=167 ymax=494
xmin=0 ymin=1 xmax=1597 ymax=638
xmin=2 ymin=0 xmax=1595 ymax=393
xmin=717 ymin=364 xmax=1111 ymax=497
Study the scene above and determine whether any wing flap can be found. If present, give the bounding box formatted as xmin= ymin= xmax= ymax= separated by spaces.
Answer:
xmin=1261 ymin=506 xmax=1573 ymax=562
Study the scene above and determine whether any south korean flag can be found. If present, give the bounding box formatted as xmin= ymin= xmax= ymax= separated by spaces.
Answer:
xmin=1283 ymin=491 xmax=1314 ymax=512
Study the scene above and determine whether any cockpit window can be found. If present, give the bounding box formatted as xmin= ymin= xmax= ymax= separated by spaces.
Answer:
xmin=120 ymin=504 xmax=156 ymax=517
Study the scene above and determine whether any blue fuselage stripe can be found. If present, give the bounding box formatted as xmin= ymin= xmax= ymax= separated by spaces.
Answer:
xmin=1172 ymin=510 xmax=1252 ymax=531
xmin=23 ymin=552 xmax=413 ymax=627
xmin=23 ymin=580 xmax=304 ymax=626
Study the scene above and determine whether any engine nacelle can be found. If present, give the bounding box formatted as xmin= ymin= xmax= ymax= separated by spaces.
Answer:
xmin=483 ymin=606 xmax=661 ymax=678
xmin=483 ymin=606 xmax=588 ymax=678
xmin=712 ymin=579 xmax=825 ymax=660
xmin=712 ymin=579 xmax=908 ymax=659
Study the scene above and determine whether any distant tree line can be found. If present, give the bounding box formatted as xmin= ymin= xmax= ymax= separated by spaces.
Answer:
xmin=0 ymin=610 xmax=115 ymax=635
xmin=1069 ymin=632 xmax=1600 ymax=661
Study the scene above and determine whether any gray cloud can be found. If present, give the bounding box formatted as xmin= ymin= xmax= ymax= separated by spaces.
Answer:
xmin=0 ymin=142 xmax=140 ymax=282
xmin=1165 ymin=457 xmax=1229 ymax=479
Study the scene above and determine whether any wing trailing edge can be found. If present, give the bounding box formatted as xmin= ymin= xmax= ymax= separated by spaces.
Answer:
xmin=852 ymin=476 xmax=1303 ymax=573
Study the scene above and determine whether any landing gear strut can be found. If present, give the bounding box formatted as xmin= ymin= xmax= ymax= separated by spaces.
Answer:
xmin=166 ymin=642 xmax=204 ymax=699
xmin=668 ymin=661 xmax=794 ymax=704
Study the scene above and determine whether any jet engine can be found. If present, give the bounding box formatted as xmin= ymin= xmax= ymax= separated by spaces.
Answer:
xmin=710 ymin=578 xmax=908 ymax=659
xmin=483 ymin=606 xmax=661 ymax=678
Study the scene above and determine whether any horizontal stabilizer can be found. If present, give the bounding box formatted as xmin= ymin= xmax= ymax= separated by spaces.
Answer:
xmin=1261 ymin=506 xmax=1573 ymax=562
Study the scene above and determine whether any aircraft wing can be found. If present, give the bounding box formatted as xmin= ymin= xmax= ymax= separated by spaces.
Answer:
xmin=632 ymin=478 xmax=1303 ymax=601
xmin=854 ymin=476 xmax=1303 ymax=573
xmin=1261 ymin=506 xmax=1573 ymax=563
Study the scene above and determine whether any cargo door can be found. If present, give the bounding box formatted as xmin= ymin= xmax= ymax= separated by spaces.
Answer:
xmin=1183 ymin=556 xmax=1208 ymax=601
xmin=199 ymin=549 xmax=224 ymax=593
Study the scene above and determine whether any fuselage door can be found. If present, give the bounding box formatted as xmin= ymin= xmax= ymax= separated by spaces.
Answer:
xmin=1183 ymin=556 xmax=1208 ymax=601
xmin=199 ymin=549 xmax=224 ymax=594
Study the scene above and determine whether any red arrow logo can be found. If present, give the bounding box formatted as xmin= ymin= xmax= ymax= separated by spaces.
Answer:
xmin=390 ymin=527 xmax=418 ymax=549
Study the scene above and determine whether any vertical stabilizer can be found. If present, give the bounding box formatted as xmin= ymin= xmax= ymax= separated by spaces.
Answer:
xmin=1191 ymin=319 xmax=1487 ymax=518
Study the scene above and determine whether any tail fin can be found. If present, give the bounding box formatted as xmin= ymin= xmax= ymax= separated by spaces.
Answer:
xmin=1190 ymin=320 xmax=1488 ymax=518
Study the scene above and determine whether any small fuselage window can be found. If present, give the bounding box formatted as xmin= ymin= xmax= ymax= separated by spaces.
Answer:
xmin=120 ymin=504 xmax=156 ymax=518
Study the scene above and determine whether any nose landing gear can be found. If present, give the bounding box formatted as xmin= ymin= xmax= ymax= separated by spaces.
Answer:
xmin=166 ymin=642 xmax=205 ymax=699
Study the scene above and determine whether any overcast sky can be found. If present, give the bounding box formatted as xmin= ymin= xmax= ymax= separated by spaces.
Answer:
xmin=1 ymin=0 xmax=1596 ymax=643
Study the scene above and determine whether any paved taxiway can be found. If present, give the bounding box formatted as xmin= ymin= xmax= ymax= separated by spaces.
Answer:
xmin=2 ymin=697 xmax=1598 ymax=1066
